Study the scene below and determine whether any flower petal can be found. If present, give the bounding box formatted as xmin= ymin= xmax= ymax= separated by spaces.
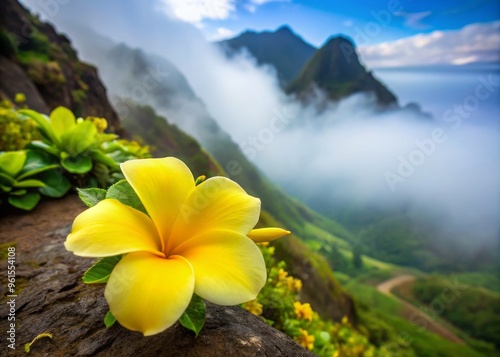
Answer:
xmin=248 ymin=228 xmax=291 ymax=243
xmin=121 ymin=157 xmax=195 ymax=250
xmin=65 ymin=199 xmax=162 ymax=257
xmin=168 ymin=177 xmax=260 ymax=252
xmin=105 ymin=252 xmax=194 ymax=336
xmin=173 ymin=230 xmax=266 ymax=305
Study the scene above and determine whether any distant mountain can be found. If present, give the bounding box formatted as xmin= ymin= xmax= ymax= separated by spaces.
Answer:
xmin=219 ymin=25 xmax=316 ymax=84
xmin=287 ymin=36 xmax=398 ymax=107
xmin=0 ymin=0 xmax=121 ymax=131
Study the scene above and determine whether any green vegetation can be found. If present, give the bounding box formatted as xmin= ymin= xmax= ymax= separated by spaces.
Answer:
xmin=0 ymin=150 xmax=70 ymax=210
xmin=412 ymin=276 xmax=500 ymax=349
xmin=0 ymin=102 xmax=149 ymax=211
xmin=446 ymin=272 xmax=500 ymax=294
xmin=0 ymin=99 xmax=39 ymax=151
xmin=345 ymin=280 xmax=490 ymax=357
xmin=244 ymin=244 xmax=394 ymax=356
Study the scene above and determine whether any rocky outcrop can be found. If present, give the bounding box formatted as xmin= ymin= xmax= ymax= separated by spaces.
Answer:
xmin=0 ymin=195 xmax=314 ymax=356
xmin=0 ymin=0 xmax=121 ymax=132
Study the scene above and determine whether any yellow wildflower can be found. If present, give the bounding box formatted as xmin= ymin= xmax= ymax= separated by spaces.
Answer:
xmin=278 ymin=268 xmax=288 ymax=281
xmin=293 ymin=278 xmax=303 ymax=292
xmin=296 ymin=328 xmax=315 ymax=350
xmin=294 ymin=301 xmax=313 ymax=322
xmin=243 ymin=300 xmax=263 ymax=316
xmin=65 ymin=157 xmax=290 ymax=336
xmin=14 ymin=93 xmax=26 ymax=104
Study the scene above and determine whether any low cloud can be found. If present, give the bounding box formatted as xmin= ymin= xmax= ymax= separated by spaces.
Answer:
xmin=359 ymin=21 xmax=500 ymax=67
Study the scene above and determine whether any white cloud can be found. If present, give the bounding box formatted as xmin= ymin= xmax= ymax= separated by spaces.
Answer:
xmin=157 ymin=0 xmax=235 ymax=24
xmin=250 ymin=0 xmax=289 ymax=4
xmin=209 ymin=27 xmax=236 ymax=40
xmin=395 ymin=11 xmax=432 ymax=30
xmin=245 ymin=0 xmax=289 ymax=13
xmin=158 ymin=0 xmax=289 ymax=23
xmin=359 ymin=21 xmax=500 ymax=67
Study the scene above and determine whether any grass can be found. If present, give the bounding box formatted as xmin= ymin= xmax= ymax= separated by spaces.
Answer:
xmin=345 ymin=280 xmax=491 ymax=357
xmin=17 ymin=50 xmax=50 ymax=65
xmin=447 ymin=272 xmax=500 ymax=294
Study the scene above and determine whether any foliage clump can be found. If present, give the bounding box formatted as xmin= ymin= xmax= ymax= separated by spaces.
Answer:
xmin=0 ymin=99 xmax=149 ymax=211
xmin=243 ymin=243 xmax=382 ymax=356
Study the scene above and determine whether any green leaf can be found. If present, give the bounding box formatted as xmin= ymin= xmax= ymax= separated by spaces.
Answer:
xmin=19 ymin=109 xmax=59 ymax=145
xmin=94 ymin=133 xmax=118 ymax=146
xmin=82 ymin=255 xmax=122 ymax=284
xmin=61 ymin=121 xmax=98 ymax=156
xmin=8 ymin=192 xmax=40 ymax=211
xmin=61 ymin=155 xmax=92 ymax=174
xmin=77 ymin=188 xmax=107 ymax=207
xmin=91 ymin=150 xmax=119 ymax=170
xmin=179 ymin=294 xmax=206 ymax=337
xmin=106 ymin=180 xmax=147 ymax=215
xmin=0 ymin=151 xmax=26 ymax=177
xmin=17 ymin=150 xmax=59 ymax=180
xmin=0 ymin=183 xmax=12 ymax=193
xmin=0 ymin=172 xmax=16 ymax=186
xmin=104 ymin=311 xmax=117 ymax=328
xmin=37 ymin=170 xmax=71 ymax=198
xmin=26 ymin=141 xmax=61 ymax=156
xmin=14 ymin=179 xmax=46 ymax=188
xmin=10 ymin=189 xmax=27 ymax=196
xmin=50 ymin=106 xmax=76 ymax=142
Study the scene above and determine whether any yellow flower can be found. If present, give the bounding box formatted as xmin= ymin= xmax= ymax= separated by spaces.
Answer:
xmin=293 ymin=278 xmax=303 ymax=292
xmin=294 ymin=301 xmax=313 ymax=322
xmin=278 ymin=268 xmax=288 ymax=281
xmin=296 ymin=328 xmax=315 ymax=350
xmin=243 ymin=299 xmax=263 ymax=316
xmin=65 ymin=157 xmax=290 ymax=336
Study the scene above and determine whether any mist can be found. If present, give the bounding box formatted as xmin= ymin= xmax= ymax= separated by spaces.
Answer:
xmin=22 ymin=0 xmax=500 ymax=250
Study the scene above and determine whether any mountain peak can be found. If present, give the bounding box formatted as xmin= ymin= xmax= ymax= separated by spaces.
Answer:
xmin=287 ymin=35 xmax=397 ymax=106
xmin=276 ymin=25 xmax=294 ymax=35
xmin=219 ymin=26 xmax=316 ymax=84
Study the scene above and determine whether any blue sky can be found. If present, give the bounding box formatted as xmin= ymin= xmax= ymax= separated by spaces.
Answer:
xmin=168 ymin=0 xmax=500 ymax=46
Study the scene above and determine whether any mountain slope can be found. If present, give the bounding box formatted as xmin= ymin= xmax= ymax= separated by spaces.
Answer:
xmin=287 ymin=36 xmax=398 ymax=106
xmin=219 ymin=25 xmax=316 ymax=84
xmin=0 ymin=0 xmax=121 ymax=131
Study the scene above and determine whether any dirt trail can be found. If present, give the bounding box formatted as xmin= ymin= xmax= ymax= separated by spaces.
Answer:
xmin=376 ymin=274 xmax=465 ymax=344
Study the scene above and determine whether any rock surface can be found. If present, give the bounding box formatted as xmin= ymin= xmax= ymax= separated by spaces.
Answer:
xmin=0 ymin=195 xmax=315 ymax=356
